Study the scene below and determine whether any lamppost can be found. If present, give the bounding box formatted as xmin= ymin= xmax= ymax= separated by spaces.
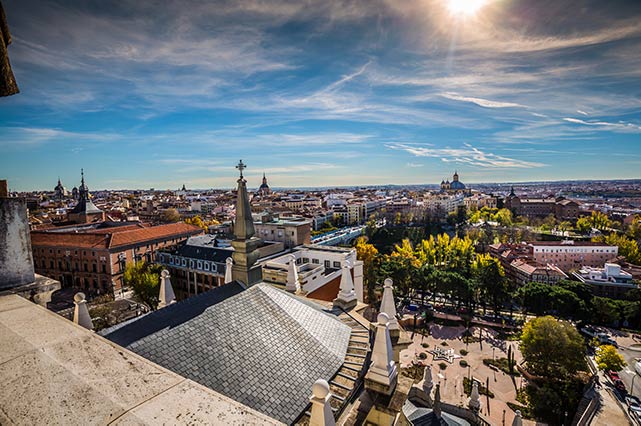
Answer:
xmin=493 ymin=347 xmax=495 ymax=361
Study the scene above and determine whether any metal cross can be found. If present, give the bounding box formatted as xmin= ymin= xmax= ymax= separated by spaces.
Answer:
xmin=236 ymin=160 xmax=246 ymax=178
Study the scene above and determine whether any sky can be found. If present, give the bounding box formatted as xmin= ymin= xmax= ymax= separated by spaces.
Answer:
xmin=1 ymin=0 xmax=640 ymax=191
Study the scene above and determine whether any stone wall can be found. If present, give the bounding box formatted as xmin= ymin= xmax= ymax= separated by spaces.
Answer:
xmin=0 ymin=197 xmax=35 ymax=288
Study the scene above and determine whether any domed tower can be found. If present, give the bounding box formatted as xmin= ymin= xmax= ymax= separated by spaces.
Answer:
xmin=258 ymin=172 xmax=271 ymax=196
xmin=54 ymin=177 xmax=67 ymax=201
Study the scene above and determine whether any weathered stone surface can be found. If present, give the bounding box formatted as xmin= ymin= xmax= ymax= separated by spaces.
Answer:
xmin=0 ymin=198 xmax=35 ymax=289
xmin=0 ymin=294 xmax=280 ymax=425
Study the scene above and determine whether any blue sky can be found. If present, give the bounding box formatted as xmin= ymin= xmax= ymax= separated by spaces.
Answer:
xmin=1 ymin=0 xmax=640 ymax=191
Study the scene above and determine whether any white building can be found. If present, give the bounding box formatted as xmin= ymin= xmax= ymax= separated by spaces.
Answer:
xmin=262 ymin=244 xmax=363 ymax=300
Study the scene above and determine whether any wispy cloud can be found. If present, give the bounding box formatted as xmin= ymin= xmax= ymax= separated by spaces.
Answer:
xmin=440 ymin=93 xmax=523 ymax=108
xmin=388 ymin=143 xmax=545 ymax=168
xmin=563 ymin=117 xmax=641 ymax=132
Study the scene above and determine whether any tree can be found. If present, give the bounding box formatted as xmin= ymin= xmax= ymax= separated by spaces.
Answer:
xmin=589 ymin=211 xmax=611 ymax=231
xmin=160 ymin=208 xmax=180 ymax=223
xmin=123 ymin=262 xmax=163 ymax=310
xmin=355 ymin=237 xmax=379 ymax=302
xmin=598 ymin=233 xmax=641 ymax=264
xmin=558 ymin=221 xmax=572 ymax=236
xmin=472 ymin=253 xmax=508 ymax=314
xmin=595 ymin=345 xmax=626 ymax=372
xmin=520 ymin=316 xmax=587 ymax=377
xmin=492 ymin=208 xmax=513 ymax=227
xmin=576 ymin=216 xmax=592 ymax=234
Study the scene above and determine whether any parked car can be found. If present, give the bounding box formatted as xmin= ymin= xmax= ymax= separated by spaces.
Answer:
xmin=614 ymin=379 xmax=627 ymax=394
xmin=608 ymin=370 xmax=621 ymax=382
xmin=626 ymin=395 xmax=641 ymax=412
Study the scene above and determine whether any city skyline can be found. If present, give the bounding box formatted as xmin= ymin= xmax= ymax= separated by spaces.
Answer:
xmin=2 ymin=0 xmax=641 ymax=191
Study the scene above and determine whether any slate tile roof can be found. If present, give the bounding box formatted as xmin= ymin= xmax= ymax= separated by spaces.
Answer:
xmin=102 ymin=283 xmax=351 ymax=424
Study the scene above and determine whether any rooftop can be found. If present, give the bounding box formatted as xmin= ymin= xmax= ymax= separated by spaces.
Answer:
xmin=0 ymin=293 xmax=281 ymax=425
xmin=102 ymin=283 xmax=352 ymax=424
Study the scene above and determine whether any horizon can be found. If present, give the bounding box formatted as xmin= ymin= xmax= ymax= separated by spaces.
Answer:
xmin=2 ymin=0 xmax=641 ymax=191
xmin=11 ymin=174 xmax=641 ymax=194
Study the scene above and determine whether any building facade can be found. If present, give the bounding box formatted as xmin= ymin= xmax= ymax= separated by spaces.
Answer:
xmin=31 ymin=222 xmax=202 ymax=296
xmin=572 ymin=263 xmax=637 ymax=299
xmin=529 ymin=240 xmax=618 ymax=272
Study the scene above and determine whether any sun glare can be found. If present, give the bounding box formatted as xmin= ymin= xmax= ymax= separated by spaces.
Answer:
xmin=446 ymin=0 xmax=488 ymax=16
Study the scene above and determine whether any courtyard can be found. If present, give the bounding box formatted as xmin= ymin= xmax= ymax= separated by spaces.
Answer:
xmin=400 ymin=324 xmax=535 ymax=426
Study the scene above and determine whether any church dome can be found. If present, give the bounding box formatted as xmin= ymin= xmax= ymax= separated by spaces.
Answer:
xmin=450 ymin=180 xmax=466 ymax=190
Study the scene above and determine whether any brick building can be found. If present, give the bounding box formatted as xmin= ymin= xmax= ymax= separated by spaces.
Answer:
xmin=529 ymin=240 xmax=618 ymax=272
xmin=504 ymin=187 xmax=580 ymax=220
xmin=31 ymin=221 xmax=202 ymax=296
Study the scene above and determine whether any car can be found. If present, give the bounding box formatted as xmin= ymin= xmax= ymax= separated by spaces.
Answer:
xmin=626 ymin=395 xmax=641 ymax=411
xmin=614 ymin=379 xmax=627 ymax=394
xmin=608 ymin=370 xmax=621 ymax=382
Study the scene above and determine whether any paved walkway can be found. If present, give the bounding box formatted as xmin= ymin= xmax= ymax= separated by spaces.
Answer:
xmin=400 ymin=325 xmax=534 ymax=426
xmin=591 ymin=367 xmax=631 ymax=426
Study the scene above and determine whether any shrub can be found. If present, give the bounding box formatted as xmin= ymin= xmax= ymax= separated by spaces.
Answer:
xmin=460 ymin=360 xmax=468 ymax=367
xmin=440 ymin=341 xmax=449 ymax=346
xmin=421 ymin=343 xmax=429 ymax=348
xmin=460 ymin=349 xmax=468 ymax=356
xmin=418 ymin=352 xmax=427 ymax=360
xmin=439 ymin=362 xmax=448 ymax=370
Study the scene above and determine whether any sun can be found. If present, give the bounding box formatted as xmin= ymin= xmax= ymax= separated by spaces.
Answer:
xmin=446 ymin=0 xmax=488 ymax=16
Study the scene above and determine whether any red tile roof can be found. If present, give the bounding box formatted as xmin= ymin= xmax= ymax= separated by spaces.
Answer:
xmin=31 ymin=222 xmax=202 ymax=250
xmin=108 ymin=223 xmax=202 ymax=248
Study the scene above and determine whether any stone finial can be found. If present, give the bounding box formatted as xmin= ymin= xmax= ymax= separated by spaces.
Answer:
xmin=422 ymin=364 xmax=434 ymax=395
xmin=333 ymin=265 xmax=358 ymax=310
xmin=365 ymin=312 xmax=398 ymax=395
xmin=157 ymin=269 xmax=176 ymax=309
xmin=468 ymin=380 xmax=481 ymax=412
xmin=380 ymin=278 xmax=399 ymax=331
xmin=309 ymin=379 xmax=336 ymax=426
xmin=224 ymin=257 xmax=233 ymax=284
xmin=433 ymin=383 xmax=442 ymax=418
xmin=286 ymin=254 xmax=300 ymax=292
xmin=73 ymin=292 xmax=93 ymax=330
xmin=512 ymin=410 xmax=523 ymax=426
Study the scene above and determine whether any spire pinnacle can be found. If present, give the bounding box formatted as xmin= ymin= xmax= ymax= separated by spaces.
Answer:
xmin=236 ymin=160 xmax=246 ymax=179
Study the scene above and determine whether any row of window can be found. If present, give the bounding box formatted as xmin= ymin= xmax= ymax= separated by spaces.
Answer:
xmin=295 ymin=257 xmax=341 ymax=268
xmin=159 ymin=254 xmax=220 ymax=273
xmin=39 ymin=259 xmax=108 ymax=274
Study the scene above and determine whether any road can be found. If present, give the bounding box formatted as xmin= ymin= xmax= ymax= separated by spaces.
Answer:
xmin=619 ymin=347 xmax=641 ymax=400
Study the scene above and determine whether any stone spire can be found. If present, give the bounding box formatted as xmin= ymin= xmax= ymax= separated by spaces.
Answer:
xmin=309 ymin=379 xmax=335 ymax=426
xmin=365 ymin=312 xmax=398 ymax=395
xmin=286 ymin=254 xmax=300 ymax=293
xmin=380 ymin=278 xmax=399 ymax=332
xmin=422 ymin=364 xmax=434 ymax=396
xmin=333 ymin=265 xmax=357 ymax=310
xmin=433 ymin=383 xmax=442 ymax=418
xmin=468 ymin=380 xmax=481 ymax=412
xmin=73 ymin=292 xmax=93 ymax=330
xmin=233 ymin=160 xmax=255 ymax=240
xmin=231 ymin=160 xmax=262 ymax=286
xmin=512 ymin=410 xmax=523 ymax=426
xmin=157 ymin=270 xmax=176 ymax=309
xmin=224 ymin=257 xmax=233 ymax=284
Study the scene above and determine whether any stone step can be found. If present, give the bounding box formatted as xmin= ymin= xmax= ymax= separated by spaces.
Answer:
xmin=330 ymin=380 xmax=353 ymax=391
xmin=336 ymin=371 xmax=357 ymax=381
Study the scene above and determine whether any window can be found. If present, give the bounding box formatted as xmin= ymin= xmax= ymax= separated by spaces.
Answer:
xmin=182 ymin=259 xmax=186 ymax=266
xmin=312 ymin=259 xmax=319 ymax=264
xmin=92 ymin=264 xmax=97 ymax=273
xmin=49 ymin=260 xmax=54 ymax=269
xmin=102 ymin=264 xmax=106 ymax=273
xmin=333 ymin=261 xmax=341 ymax=268
xmin=198 ymin=261 xmax=203 ymax=269
xmin=204 ymin=263 xmax=209 ymax=271
xmin=324 ymin=260 xmax=330 ymax=268
xmin=303 ymin=258 xmax=309 ymax=264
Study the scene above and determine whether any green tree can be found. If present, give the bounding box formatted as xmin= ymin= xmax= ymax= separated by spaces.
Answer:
xmin=123 ymin=262 xmax=163 ymax=310
xmin=492 ymin=208 xmax=513 ymax=227
xmin=520 ymin=316 xmax=587 ymax=377
xmin=160 ymin=208 xmax=181 ymax=223
xmin=558 ymin=221 xmax=572 ymax=236
xmin=595 ymin=345 xmax=626 ymax=372
xmin=596 ymin=233 xmax=641 ymax=264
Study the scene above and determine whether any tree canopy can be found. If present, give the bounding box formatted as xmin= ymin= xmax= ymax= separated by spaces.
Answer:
xmin=520 ymin=316 xmax=587 ymax=377
xmin=595 ymin=345 xmax=626 ymax=372
xmin=123 ymin=262 xmax=163 ymax=310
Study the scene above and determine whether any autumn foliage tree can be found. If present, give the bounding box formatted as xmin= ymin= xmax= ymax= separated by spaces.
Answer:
xmin=595 ymin=345 xmax=626 ymax=372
